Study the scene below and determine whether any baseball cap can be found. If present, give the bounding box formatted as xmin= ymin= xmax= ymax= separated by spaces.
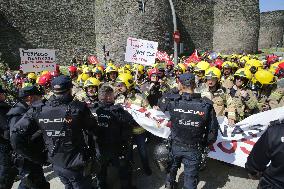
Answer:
xmin=51 ymin=75 xmax=73 ymax=94
xmin=178 ymin=73 xmax=196 ymax=87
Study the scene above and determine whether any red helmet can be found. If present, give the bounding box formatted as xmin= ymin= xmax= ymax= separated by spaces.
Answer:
xmin=275 ymin=62 xmax=284 ymax=79
xmin=38 ymin=74 xmax=52 ymax=86
xmin=266 ymin=55 xmax=278 ymax=67
xmin=68 ymin=66 xmax=77 ymax=73
xmin=214 ymin=59 xmax=224 ymax=69
xmin=148 ymin=68 xmax=160 ymax=78
xmin=51 ymin=71 xmax=60 ymax=77
xmin=166 ymin=60 xmax=174 ymax=66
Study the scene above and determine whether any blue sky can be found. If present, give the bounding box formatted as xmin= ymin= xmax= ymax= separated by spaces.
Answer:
xmin=260 ymin=0 xmax=284 ymax=12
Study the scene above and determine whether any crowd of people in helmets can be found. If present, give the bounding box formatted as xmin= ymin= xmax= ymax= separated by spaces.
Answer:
xmin=2 ymin=51 xmax=284 ymax=126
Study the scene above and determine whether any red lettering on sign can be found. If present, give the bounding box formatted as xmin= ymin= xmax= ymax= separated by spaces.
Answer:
xmin=240 ymin=138 xmax=256 ymax=155
xmin=217 ymin=140 xmax=237 ymax=154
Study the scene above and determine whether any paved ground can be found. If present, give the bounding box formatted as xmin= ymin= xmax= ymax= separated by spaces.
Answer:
xmin=12 ymin=139 xmax=259 ymax=189
xmin=12 ymin=158 xmax=259 ymax=189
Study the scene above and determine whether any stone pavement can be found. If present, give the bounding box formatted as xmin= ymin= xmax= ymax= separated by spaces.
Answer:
xmin=13 ymin=156 xmax=259 ymax=189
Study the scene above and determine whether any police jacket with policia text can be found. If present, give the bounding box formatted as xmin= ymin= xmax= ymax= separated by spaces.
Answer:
xmin=158 ymin=92 xmax=219 ymax=146
xmin=10 ymin=94 xmax=97 ymax=169
xmin=94 ymin=102 xmax=134 ymax=156
xmin=246 ymin=121 xmax=284 ymax=188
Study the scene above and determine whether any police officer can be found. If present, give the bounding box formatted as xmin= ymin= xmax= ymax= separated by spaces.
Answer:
xmin=7 ymin=85 xmax=49 ymax=189
xmin=0 ymin=85 xmax=16 ymax=189
xmin=158 ymin=73 xmax=219 ymax=189
xmin=95 ymin=85 xmax=135 ymax=189
xmin=10 ymin=75 xmax=97 ymax=189
xmin=245 ymin=120 xmax=284 ymax=189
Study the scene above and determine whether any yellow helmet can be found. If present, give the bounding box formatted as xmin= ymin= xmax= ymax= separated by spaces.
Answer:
xmin=246 ymin=59 xmax=263 ymax=69
xmin=269 ymin=62 xmax=281 ymax=74
xmin=116 ymin=73 xmax=134 ymax=89
xmin=240 ymin=56 xmax=249 ymax=64
xmin=234 ymin=68 xmax=252 ymax=80
xmin=107 ymin=60 xmax=114 ymax=67
xmin=105 ymin=65 xmax=118 ymax=73
xmin=27 ymin=73 xmax=37 ymax=80
xmin=132 ymin=64 xmax=145 ymax=74
xmin=41 ymin=70 xmax=49 ymax=76
xmin=205 ymin=67 xmax=221 ymax=80
xmin=195 ymin=61 xmax=210 ymax=72
xmin=83 ymin=67 xmax=91 ymax=74
xmin=174 ymin=63 xmax=186 ymax=73
xmin=77 ymin=73 xmax=90 ymax=83
xmin=124 ymin=64 xmax=131 ymax=71
xmin=254 ymin=70 xmax=276 ymax=85
xmin=222 ymin=61 xmax=232 ymax=69
xmin=231 ymin=62 xmax=238 ymax=69
xmin=92 ymin=66 xmax=104 ymax=74
xmin=84 ymin=77 xmax=101 ymax=88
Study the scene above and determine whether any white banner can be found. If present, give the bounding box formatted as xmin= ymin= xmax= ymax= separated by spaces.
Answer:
xmin=125 ymin=37 xmax=158 ymax=66
xmin=124 ymin=104 xmax=284 ymax=167
xmin=19 ymin=48 xmax=56 ymax=73
xmin=208 ymin=107 xmax=284 ymax=167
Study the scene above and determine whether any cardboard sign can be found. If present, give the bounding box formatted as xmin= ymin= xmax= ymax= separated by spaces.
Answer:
xmin=20 ymin=48 xmax=56 ymax=73
xmin=125 ymin=37 xmax=158 ymax=66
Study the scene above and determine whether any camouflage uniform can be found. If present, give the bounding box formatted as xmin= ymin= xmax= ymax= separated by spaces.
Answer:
xmin=221 ymin=75 xmax=234 ymax=90
xmin=72 ymin=80 xmax=82 ymax=96
xmin=141 ymin=81 xmax=170 ymax=107
xmin=229 ymin=86 xmax=258 ymax=122
xmin=253 ymin=90 xmax=273 ymax=112
xmin=268 ymin=88 xmax=284 ymax=109
xmin=200 ymin=85 xmax=236 ymax=121
xmin=167 ymin=77 xmax=178 ymax=90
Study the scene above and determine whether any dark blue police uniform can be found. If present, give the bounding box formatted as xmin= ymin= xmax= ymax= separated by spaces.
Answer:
xmin=8 ymin=85 xmax=49 ymax=189
xmin=0 ymin=85 xmax=16 ymax=189
xmin=246 ymin=120 xmax=284 ymax=189
xmin=158 ymin=73 xmax=219 ymax=189
xmin=11 ymin=76 xmax=97 ymax=189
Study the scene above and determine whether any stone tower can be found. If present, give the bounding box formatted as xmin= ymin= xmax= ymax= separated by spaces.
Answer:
xmin=213 ymin=0 xmax=260 ymax=54
xmin=95 ymin=0 xmax=173 ymax=64
xmin=259 ymin=11 xmax=284 ymax=49
xmin=174 ymin=0 xmax=214 ymax=52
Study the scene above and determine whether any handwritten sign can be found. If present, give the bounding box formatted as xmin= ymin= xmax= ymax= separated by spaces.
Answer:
xmin=125 ymin=37 xmax=158 ymax=66
xmin=19 ymin=48 xmax=56 ymax=73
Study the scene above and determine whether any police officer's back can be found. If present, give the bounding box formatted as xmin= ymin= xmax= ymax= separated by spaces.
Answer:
xmin=0 ymin=85 xmax=15 ymax=189
xmin=246 ymin=121 xmax=284 ymax=189
xmin=11 ymin=75 xmax=97 ymax=189
xmin=95 ymin=85 xmax=134 ymax=189
xmin=7 ymin=85 xmax=49 ymax=189
xmin=158 ymin=73 xmax=219 ymax=189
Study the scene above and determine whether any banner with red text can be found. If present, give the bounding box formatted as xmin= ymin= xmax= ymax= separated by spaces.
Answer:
xmin=208 ymin=107 xmax=284 ymax=167
xmin=20 ymin=48 xmax=56 ymax=73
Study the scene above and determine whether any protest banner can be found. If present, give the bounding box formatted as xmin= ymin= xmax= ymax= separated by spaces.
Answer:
xmin=125 ymin=37 xmax=158 ymax=66
xmin=19 ymin=48 xmax=56 ymax=73
xmin=124 ymin=104 xmax=284 ymax=167
xmin=156 ymin=51 xmax=170 ymax=61
xmin=208 ymin=107 xmax=284 ymax=167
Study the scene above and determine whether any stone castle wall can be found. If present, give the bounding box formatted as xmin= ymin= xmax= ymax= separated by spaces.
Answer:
xmin=258 ymin=10 xmax=284 ymax=49
xmin=213 ymin=0 xmax=260 ymax=54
